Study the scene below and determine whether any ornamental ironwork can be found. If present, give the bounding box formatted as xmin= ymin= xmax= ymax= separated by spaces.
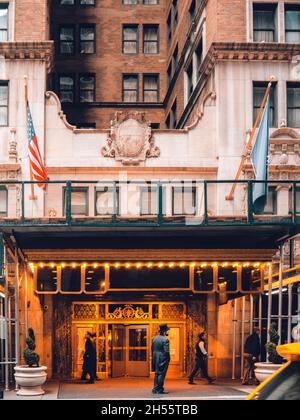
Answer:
xmin=73 ymin=304 xmax=98 ymax=320
xmin=107 ymin=305 xmax=150 ymax=320
xmin=161 ymin=304 xmax=185 ymax=320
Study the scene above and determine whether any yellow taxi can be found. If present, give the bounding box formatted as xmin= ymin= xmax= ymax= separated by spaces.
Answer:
xmin=247 ymin=343 xmax=300 ymax=400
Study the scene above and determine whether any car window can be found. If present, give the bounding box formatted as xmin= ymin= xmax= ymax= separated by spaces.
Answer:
xmin=256 ymin=362 xmax=300 ymax=400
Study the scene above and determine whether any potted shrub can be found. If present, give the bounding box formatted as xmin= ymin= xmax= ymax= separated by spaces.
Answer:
xmin=255 ymin=324 xmax=285 ymax=383
xmin=14 ymin=328 xmax=47 ymax=396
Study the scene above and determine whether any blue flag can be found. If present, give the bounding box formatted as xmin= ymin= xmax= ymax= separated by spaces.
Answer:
xmin=251 ymin=96 xmax=270 ymax=213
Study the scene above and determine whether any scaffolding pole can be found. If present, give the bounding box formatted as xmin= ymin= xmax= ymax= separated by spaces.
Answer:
xmin=278 ymin=246 xmax=284 ymax=344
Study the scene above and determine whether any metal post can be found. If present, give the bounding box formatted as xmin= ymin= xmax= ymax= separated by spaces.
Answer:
xmin=4 ymin=245 xmax=9 ymax=391
xmin=278 ymin=246 xmax=284 ymax=344
xmin=250 ymin=295 xmax=254 ymax=334
xmin=14 ymin=248 xmax=19 ymax=390
xmin=259 ymin=294 xmax=263 ymax=339
xmin=241 ymin=297 xmax=246 ymax=379
xmin=24 ymin=263 xmax=28 ymax=336
xmin=232 ymin=299 xmax=237 ymax=380
xmin=288 ymin=284 xmax=293 ymax=344
xmin=267 ymin=264 xmax=273 ymax=348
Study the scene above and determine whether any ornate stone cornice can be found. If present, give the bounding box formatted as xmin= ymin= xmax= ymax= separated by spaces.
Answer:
xmin=0 ymin=41 xmax=54 ymax=71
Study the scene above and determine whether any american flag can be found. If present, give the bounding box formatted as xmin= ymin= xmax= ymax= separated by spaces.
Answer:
xmin=27 ymin=102 xmax=48 ymax=191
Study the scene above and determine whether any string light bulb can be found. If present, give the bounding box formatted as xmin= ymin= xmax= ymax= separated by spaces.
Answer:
xmin=147 ymin=263 xmax=153 ymax=268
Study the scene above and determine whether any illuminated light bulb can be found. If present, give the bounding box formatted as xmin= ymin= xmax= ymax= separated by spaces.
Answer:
xmin=254 ymin=263 xmax=260 ymax=268
xmin=243 ymin=263 xmax=250 ymax=268
xmin=147 ymin=263 xmax=153 ymax=268
xmin=39 ymin=263 xmax=44 ymax=268
xmin=212 ymin=263 xmax=218 ymax=267
xmin=101 ymin=281 xmax=106 ymax=288
xmin=126 ymin=263 xmax=131 ymax=269
xmin=93 ymin=263 xmax=99 ymax=269
xmin=61 ymin=263 xmax=66 ymax=268
xmin=232 ymin=263 xmax=239 ymax=268
xmin=180 ymin=262 xmax=186 ymax=268
xmin=158 ymin=263 xmax=164 ymax=268
xmin=115 ymin=263 xmax=120 ymax=269
xmin=201 ymin=263 xmax=207 ymax=268
xmin=72 ymin=263 xmax=77 ymax=269
xmin=169 ymin=263 xmax=175 ymax=268
xmin=222 ymin=263 xmax=229 ymax=268
xmin=105 ymin=263 xmax=110 ymax=269
xmin=136 ymin=263 xmax=142 ymax=269
xmin=190 ymin=263 xmax=196 ymax=268
xmin=50 ymin=263 xmax=55 ymax=268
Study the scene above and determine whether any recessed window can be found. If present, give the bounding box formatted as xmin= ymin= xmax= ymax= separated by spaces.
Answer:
xmin=123 ymin=75 xmax=139 ymax=102
xmin=186 ymin=61 xmax=193 ymax=98
xmin=80 ymin=25 xmax=95 ymax=54
xmin=0 ymin=82 xmax=8 ymax=126
xmin=172 ymin=185 xmax=197 ymax=216
xmin=285 ymin=5 xmax=300 ymax=43
xmin=59 ymin=26 xmax=75 ymax=54
xmin=59 ymin=75 xmax=75 ymax=103
xmin=143 ymin=74 xmax=159 ymax=102
xmin=172 ymin=44 xmax=178 ymax=74
xmin=123 ymin=0 xmax=138 ymax=4
xmin=64 ymin=187 xmax=89 ymax=216
xmin=171 ymin=99 xmax=177 ymax=128
xmin=143 ymin=25 xmax=159 ymax=54
xmin=123 ymin=25 xmax=138 ymax=54
xmin=95 ymin=186 xmax=120 ymax=216
xmin=287 ymin=83 xmax=300 ymax=128
xmin=60 ymin=0 xmax=75 ymax=5
xmin=172 ymin=0 xmax=178 ymax=32
xmin=253 ymin=82 xmax=277 ymax=128
xmin=0 ymin=4 xmax=8 ymax=42
xmin=0 ymin=187 xmax=7 ymax=217
xmin=253 ymin=3 xmax=277 ymax=42
xmin=79 ymin=74 xmax=95 ymax=103
xmin=143 ymin=0 xmax=158 ymax=4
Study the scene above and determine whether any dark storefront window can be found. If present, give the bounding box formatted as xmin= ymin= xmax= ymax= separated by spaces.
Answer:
xmin=61 ymin=266 xmax=82 ymax=293
xmin=84 ymin=265 xmax=106 ymax=293
xmin=194 ymin=265 xmax=215 ymax=292
xmin=36 ymin=265 xmax=59 ymax=293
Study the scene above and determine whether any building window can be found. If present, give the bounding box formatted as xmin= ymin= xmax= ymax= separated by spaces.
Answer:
xmin=123 ymin=0 xmax=138 ymax=4
xmin=172 ymin=0 xmax=178 ymax=32
xmin=63 ymin=187 xmax=89 ymax=216
xmin=167 ymin=12 xmax=172 ymax=47
xmin=59 ymin=26 xmax=75 ymax=54
xmin=186 ymin=60 xmax=193 ymax=98
xmin=143 ymin=25 xmax=159 ymax=54
xmin=123 ymin=25 xmax=138 ymax=54
xmin=123 ymin=75 xmax=139 ymax=102
xmin=189 ymin=0 xmax=196 ymax=24
xmin=287 ymin=83 xmax=300 ymax=128
xmin=80 ymin=25 xmax=95 ymax=54
xmin=60 ymin=0 xmax=95 ymax=5
xmin=0 ymin=82 xmax=8 ymax=126
xmin=143 ymin=0 xmax=158 ymax=4
xmin=59 ymin=75 xmax=75 ymax=103
xmin=171 ymin=99 xmax=177 ymax=129
xmin=0 ymin=187 xmax=7 ymax=217
xmin=80 ymin=0 xmax=95 ymax=5
xmin=140 ymin=186 xmax=165 ymax=216
xmin=167 ymin=63 xmax=172 ymax=88
xmin=172 ymin=185 xmax=197 ymax=216
xmin=285 ymin=5 xmax=300 ymax=43
xmin=143 ymin=75 xmax=159 ymax=102
xmin=253 ymin=82 xmax=276 ymax=128
xmin=196 ymin=37 xmax=203 ymax=79
xmin=60 ymin=0 xmax=75 ymax=5
xmin=79 ymin=74 xmax=95 ymax=103
xmin=95 ymin=187 xmax=120 ymax=216
xmin=253 ymin=3 xmax=277 ymax=42
xmin=172 ymin=44 xmax=178 ymax=75
xmin=0 ymin=3 xmax=8 ymax=42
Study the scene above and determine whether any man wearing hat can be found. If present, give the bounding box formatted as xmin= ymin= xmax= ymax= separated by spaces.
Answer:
xmin=152 ymin=324 xmax=171 ymax=394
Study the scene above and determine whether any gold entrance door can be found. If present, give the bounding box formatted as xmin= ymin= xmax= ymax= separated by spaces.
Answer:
xmin=111 ymin=325 xmax=126 ymax=378
xmin=111 ymin=325 xmax=149 ymax=378
xmin=126 ymin=325 xmax=149 ymax=377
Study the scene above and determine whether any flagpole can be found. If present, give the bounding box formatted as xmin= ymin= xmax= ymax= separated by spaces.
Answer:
xmin=24 ymin=75 xmax=37 ymax=201
xmin=225 ymin=76 xmax=275 ymax=201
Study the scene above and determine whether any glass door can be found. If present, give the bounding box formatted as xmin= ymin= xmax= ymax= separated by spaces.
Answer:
xmin=126 ymin=325 xmax=149 ymax=377
xmin=111 ymin=325 xmax=126 ymax=378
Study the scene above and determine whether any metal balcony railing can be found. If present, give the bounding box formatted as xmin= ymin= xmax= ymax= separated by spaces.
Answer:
xmin=0 ymin=179 xmax=299 ymax=228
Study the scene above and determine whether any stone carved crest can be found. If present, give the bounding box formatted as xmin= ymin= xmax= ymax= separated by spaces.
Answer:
xmin=102 ymin=112 xmax=160 ymax=165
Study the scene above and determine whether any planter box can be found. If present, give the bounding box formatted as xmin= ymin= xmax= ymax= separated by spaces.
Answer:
xmin=14 ymin=366 xmax=47 ymax=396
xmin=255 ymin=362 xmax=282 ymax=383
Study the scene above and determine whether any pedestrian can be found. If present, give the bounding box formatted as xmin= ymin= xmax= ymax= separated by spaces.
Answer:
xmin=188 ymin=332 xmax=215 ymax=385
xmin=152 ymin=324 xmax=171 ymax=395
xmin=242 ymin=327 xmax=261 ymax=385
xmin=81 ymin=332 xmax=97 ymax=384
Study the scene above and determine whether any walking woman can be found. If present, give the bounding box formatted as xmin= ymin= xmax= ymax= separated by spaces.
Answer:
xmin=188 ymin=332 xmax=215 ymax=385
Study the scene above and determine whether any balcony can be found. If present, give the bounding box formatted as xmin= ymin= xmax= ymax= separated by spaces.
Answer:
xmin=0 ymin=179 xmax=299 ymax=230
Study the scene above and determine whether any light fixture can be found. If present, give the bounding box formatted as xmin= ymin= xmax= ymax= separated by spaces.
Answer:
xmin=39 ymin=263 xmax=44 ymax=268
xmin=158 ymin=263 xmax=164 ymax=268
xmin=50 ymin=263 xmax=55 ymax=269
xmin=93 ymin=263 xmax=99 ymax=269
xmin=115 ymin=263 xmax=120 ymax=269
xmin=61 ymin=263 xmax=66 ymax=268
xmin=180 ymin=262 xmax=186 ymax=268
xmin=169 ymin=263 xmax=175 ymax=268
xmin=72 ymin=263 xmax=77 ymax=269
xmin=212 ymin=263 xmax=218 ymax=267
xmin=243 ymin=263 xmax=250 ymax=268
xmin=126 ymin=263 xmax=131 ymax=269
xmin=201 ymin=263 xmax=207 ymax=268
xmin=136 ymin=263 xmax=142 ymax=269
xmin=147 ymin=263 xmax=153 ymax=268
xmin=222 ymin=262 xmax=228 ymax=268
xmin=190 ymin=263 xmax=196 ymax=268
xmin=105 ymin=263 xmax=110 ymax=268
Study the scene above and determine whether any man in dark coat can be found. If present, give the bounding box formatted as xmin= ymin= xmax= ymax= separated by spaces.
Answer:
xmin=242 ymin=327 xmax=261 ymax=385
xmin=152 ymin=324 xmax=171 ymax=394
xmin=81 ymin=332 xmax=97 ymax=384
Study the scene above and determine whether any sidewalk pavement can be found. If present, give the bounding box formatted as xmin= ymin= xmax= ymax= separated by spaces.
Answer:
xmin=3 ymin=378 xmax=255 ymax=401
